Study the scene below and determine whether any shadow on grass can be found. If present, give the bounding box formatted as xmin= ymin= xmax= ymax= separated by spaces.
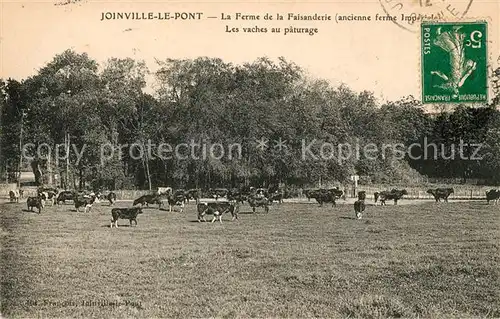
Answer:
xmin=237 ymin=211 xmax=257 ymax=215
xmin=188 ymin=219 xmax=239 ymax=223
xmin=339 ymin=216 xmax=355 ymax=220
xmin=101 ymin=224 xmax=134 ymax=228
xmin=21 ymin=209 xmax=40 ymax=214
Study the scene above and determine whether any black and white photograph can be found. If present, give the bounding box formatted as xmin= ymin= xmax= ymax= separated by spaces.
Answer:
xmin=0 ymin=0 xmax=499 ymax=317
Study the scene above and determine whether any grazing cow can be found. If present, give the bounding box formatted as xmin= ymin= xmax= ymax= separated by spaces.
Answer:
xmin=57 ymin=191 xmax=74 ymax=205
xmin=247 ymin=196 xmax=270 ymax=213
xmin=107 ymin=192 xmax=117 ymax=205
xmin=110 ymin=207 xmax=143 ymax=228
xmin=74 ymin=195 xmax=96 ymax=213
xmin=309 ymin=189 xmax=338 ymax=207
xmin=374 ymin=189 xmax=408 ymax=205
xmin=133 ymin=194 xmax=162 ymax=209
xmin=427 ymin=188 xmax=454 ymax=202
xmin=486 ymin=189 xmax=500 ymax=204
xmin=27 ymin=196 xmax=44 ymax=214
xmin=197 ymin=201 xmax=238 ymax=223
xmin=9 ymin=190 xmax=20 ymax=203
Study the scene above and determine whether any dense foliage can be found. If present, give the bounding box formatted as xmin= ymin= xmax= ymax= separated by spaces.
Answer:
xmin=1 ymin=50 xmax=499 ymax=189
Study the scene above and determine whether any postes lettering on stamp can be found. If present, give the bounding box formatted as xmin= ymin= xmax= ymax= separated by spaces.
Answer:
xmin=421 ymin=21 xmax=488 ymax=104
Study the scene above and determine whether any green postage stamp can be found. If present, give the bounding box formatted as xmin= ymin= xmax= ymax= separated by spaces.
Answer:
xmin=421 ymin=21 xmax=488 ymax=104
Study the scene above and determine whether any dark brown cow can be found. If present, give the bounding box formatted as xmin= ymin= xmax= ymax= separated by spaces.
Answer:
xmin=309 ymin=189 xmax=342 ymax=207
xmin=427 ymin=188 xmax=454 ymax=202
xmin=353 ymin=200 xmax=365 ymax=219
xmin=133 ymin=194 xmax=161 ymax=209
xmin=27 ymin=196 xmax=44 ymax=214
xmin=486 ymin=189 xmax=500 ymax=204
xmin=374 ymin=189 xmax=408 ymax=205
xmin=110 ymin=207 xmax=143 ymax=228
xmin=57 ymin=191 xmax=74 ymax=205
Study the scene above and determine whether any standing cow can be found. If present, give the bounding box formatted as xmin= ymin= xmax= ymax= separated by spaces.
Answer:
xmin=309 ymin=189 xmax=342 ymax=207
xmin=486 ymin=189 xmax=500 ymax=205
xmin=110 ymin=207 xmax=143 ymax=228
xmin=353 ymin=191 xmax=366 ymax=219
xmin=74 ymin=194 xmax=97 ymax=213
xmin=9 ymin=190 xmax=20 ymax=203
xmin=166 ymin=193 xmax=186 ymax=212
xmin=27 ymin=196 xmax=44 ymax=214
xmin=374 ymin=189 xmax=408 ymax=205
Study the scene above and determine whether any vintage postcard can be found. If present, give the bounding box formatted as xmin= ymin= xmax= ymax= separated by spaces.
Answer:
xmin=1 ymin=0 xmax=499 ymax=318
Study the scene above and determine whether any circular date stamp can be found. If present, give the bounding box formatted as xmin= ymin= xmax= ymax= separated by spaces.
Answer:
xmin=378 ymin=0 xmax=474 ymax=32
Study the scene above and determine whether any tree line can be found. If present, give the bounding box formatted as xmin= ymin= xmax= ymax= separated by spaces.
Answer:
xmin=1 ymin=50 xmax=499 ymax=190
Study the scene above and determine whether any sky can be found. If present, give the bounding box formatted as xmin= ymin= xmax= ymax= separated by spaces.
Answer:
xmin=1 ymin=0 xmax=499 ymax=105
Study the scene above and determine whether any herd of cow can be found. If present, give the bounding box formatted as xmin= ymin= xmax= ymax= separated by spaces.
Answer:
xmin=6 ymin=185 xmax=500 ymax=225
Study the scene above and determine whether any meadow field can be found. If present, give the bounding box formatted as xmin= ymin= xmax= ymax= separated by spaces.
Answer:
xmin=1 ymin=199 xmax=499 ymax=318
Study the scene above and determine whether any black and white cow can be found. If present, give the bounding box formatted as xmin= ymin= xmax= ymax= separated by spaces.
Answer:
xmin=197 ymin=201 xmax=238 ymax=223
xmin=9 ymin=190 xmax=20 ymax=203
xmin=353 ymin=191 xmax=366 ymax=219
xmin=74 ymin=195 xmax=96 ymax=213
xmin=107 ymin=192 xmax=117 ymax=206
xmin=165 ymin=193 xmax=186 ymax=212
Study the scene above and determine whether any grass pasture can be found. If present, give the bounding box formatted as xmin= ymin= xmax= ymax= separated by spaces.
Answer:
xmin=1 ymin=200 xmax=499 ymax=318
